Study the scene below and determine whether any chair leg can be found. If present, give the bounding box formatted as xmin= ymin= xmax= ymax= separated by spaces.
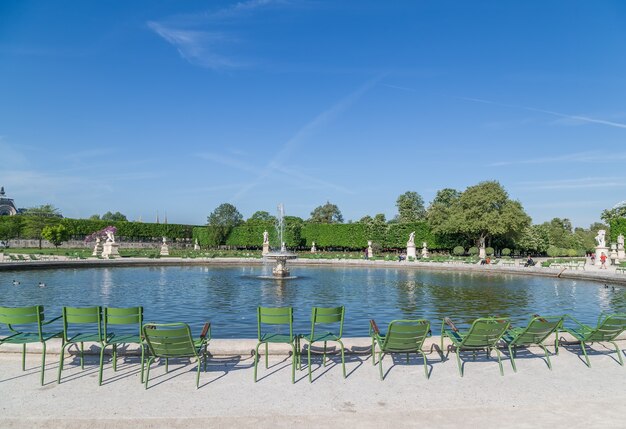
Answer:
xmin=419 ymin=350 xmax=429 ymax=379
xmin=40 ymin=342 xmax=46 ymax=386
xmin=580 ymin=342 xmax=591 ymax=367
xmin=22 ymin=344 xmax=26 ymax=371
xmin=57 ymin=343 xmax=67 ymax=383
xmin=338 ymin=339 xmax=346 ymax=378
xmin=254 ymin=342 xmax=261 ymax=382
xmin=140 ymin=344 xmax=145 ymax=383
xmin=323 ymin=341 xmax=327 ymax=367
xmin=540 ymin=344 xmax=552 ymax=370
xmin=98 ymin=344 xmax=107 ymax=386
xmin=494 ymin=347 xmax=504 ymax=376
xmin=112 ymin=344 xmax=117 ymax=371
xmin=371 ymin=338 xmax=376 ymax=365
xmin=265 ymin=343 xmax=269 ymax=369
xmin=508 ymin=345 xmax=517 ymax=372
xmin=307 ymin=342 xmax=312 ymax=383
xmin=378 ymin=352 xmax=384 ymax=380
xmin=554 ymin=334 xmax=559 ymax=355
xmin=144 ymin=357 xmax=153 ymax=389
xmin=165 ymin=357 xmax=169 ymax=373
xmin=610 ymin=341 xmax=624 ymax=366
xmin=455 ymin=348 xmax=463 ymax=377
xmin=196 ymin=357 xmax=201 ymax=389
xmin=291 ymin=344 xmax=296 ymax=384
xmin=80 ymin=342 xmax=84 ymax=369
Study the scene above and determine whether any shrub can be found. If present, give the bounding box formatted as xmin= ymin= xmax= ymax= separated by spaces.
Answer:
xmin=452 ymin=246 xmax=465 ymax=256
xmin=567 ymin=248 xmax=578 ymax=257
xmin=546 ymin=245 xmax=559 ymax=257
xmin=468 ymin=246 xmax=479 ymax=256
xmin=371 ymin=242 xmax=382 ymax=254
xmin=501 ymin=248 xmax=511 ymax=256
xmin=485 ymin=246 xmax=494 ymax=256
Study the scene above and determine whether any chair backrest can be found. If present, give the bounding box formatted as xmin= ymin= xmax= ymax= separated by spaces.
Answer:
xmin=142 ymin=323 xmax=197 ymax=358
xmin=310 ymin=306 xmax=344 ymax=339
xmin=586 ymin=313 xmax=626 ymax=342
xmin=257 ymin=307 xmax=293 ymax=340
xmin=0 ymin=305 xmax=44 ymax=338
xmin=462 ymin=317 xmax=510 ymax=348
xmin=509 ymin=315 xmax=563 ymax=346
xmin=381 ymin=319 xmax=430 ymax=352
xmin=104 ymin=307 xmax=143 ymax=338
xmin=62 ymin=306 xmax=103 ymax=340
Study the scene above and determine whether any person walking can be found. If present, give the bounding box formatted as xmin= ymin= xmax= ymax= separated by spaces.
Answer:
xmin=600 ymin=252 xmax=607 ymax=269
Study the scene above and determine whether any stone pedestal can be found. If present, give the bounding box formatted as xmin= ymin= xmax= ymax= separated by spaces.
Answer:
xmin=421 ymin=242 xmax=429 ymax=258
xmin=367 ymin=241 xmax=373 ymax=259
xmin=101 ymin=241 xmax=120 ymax=259
xmin=92 ymin=238 xmax=102 ymax=257
xmin=595 ymin=246 xmax=609 ymax=266
xmin=310 ymin=242 xmax=316 ymax=253
xmin=618 ymin=241 xmax=625 ymax=261
xmin=619 ymin=248 xmax=625 ymax=260
xmin=194 ymin=239 xmax=200 ymax=251
xmin=262 ymin=243 xmax=270 ymax=255
xmin=406 ymin=244 xmax=416 ymax=259
xmin=160 ymin=244 xmax=169 ymax=256
xmin=479 ymin=246 xmax=486 ymax=259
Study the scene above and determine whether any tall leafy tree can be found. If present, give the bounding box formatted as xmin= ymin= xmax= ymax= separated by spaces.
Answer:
xmin=395 ymin=191 xmax=426 ymax=223
xmin=207 ymin=203 xmax=243 ymax=246
xmin=247 ymin=211 xmax=276 ymax=224
xmin=41 ymin=224 xmax=69 ymax=248
xmin=600 ymin=202 xmax=626 ymax=224
xmin=430 ymin=181 xmax=530 ymax=248
xmin=101 ymin=211 xmax=128 ymax=222
xmin=309 ymin=201 xmax=343 ymax=224
xmin=21 ymin=204 xmax=62 ymax=248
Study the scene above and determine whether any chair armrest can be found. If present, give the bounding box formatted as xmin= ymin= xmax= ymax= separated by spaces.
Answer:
xmin=532 ymin=314 xmax=548 ymax=323
xmin=200 ymin=322 xmax=211 ymax=341
xmin=42 ymin=315 xmax=62 ymax=325
xmin=564 ymin=314 xmax=587 ymax=329
xmin=369 ymin=319 xmax=380 ymax=337
xmin=444 ymin=317 xmax=459 ymax=332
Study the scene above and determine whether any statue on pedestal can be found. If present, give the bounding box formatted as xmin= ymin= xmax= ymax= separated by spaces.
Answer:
xmin=262 ymin=230 xmax=270 ymax=255
xmin=406 ymin=232 xmax=416 ymax=259
xmin=160 ymin=237 xmax=169 ymax=256
xmin=311 ymin=241 xmax=316 ymax=253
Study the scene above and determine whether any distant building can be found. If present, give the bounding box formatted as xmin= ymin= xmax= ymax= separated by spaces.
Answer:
xmin=0 ymin=187 xmax=18 ymax=216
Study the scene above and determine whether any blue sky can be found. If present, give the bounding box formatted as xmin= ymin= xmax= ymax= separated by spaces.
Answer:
xmin=1 ymin=1 xmax=625 ymax=227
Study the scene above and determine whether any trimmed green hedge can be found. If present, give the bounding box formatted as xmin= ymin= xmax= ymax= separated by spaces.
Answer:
xmin=610 ymin=218 xmax=626 ymax=242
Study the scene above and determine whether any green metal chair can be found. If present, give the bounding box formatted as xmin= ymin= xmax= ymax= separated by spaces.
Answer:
xmin=441 ymin=316 xmax=510 ymax=377
xmin=142 ymin=322 xmax=210 ymax=389
xmin=98 ymin=306 xmax=144 ymax=385
xmin=58 ymin=306 xmax=109 ymax=383
xmin=369 ymin=319 xmax=431 ymax=380
xmin=562 ymin=312 xmax=626 ymax=367
xmin=301 ymin=306 xmax=346 ymax=382
xmin=502 ymin=315 xmax=563 ymax=372
xmin=254 ymin=306 xmax=300 ymax=383
xmin=0 ymin=305 xmax=62 ymax=385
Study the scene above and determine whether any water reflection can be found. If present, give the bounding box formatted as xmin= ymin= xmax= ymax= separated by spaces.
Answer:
xmin=1 ymin=266 xmax=624 ymax=338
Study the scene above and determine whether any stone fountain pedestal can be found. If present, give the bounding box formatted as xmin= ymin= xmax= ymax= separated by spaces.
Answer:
xmin=102 ymin=241 xmax=120 ymax=259
xmin=92 ymin=238 xmax=103 ymax=257
xmin=265 ymin=252 xmax=298 ymax=278
xmin=406 ymin=244 xmax=416 ymax=259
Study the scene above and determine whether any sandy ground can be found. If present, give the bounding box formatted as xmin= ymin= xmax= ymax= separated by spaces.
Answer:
xmin=1 ymin=337 xmax=624 ymax=429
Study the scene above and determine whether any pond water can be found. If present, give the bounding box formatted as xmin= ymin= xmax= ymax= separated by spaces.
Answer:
xmin=1 ymin=265 xmax=624 ymax=338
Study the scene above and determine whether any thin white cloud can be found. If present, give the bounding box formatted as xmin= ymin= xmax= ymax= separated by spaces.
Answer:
xmin=491 ymin=151 xmax=626 ymax=167
xmin=148 ymin=0 xmax=291 ymax=70
xmin=455 ymin=96 xmax=626 ymax=130
xmin=231 ymin=76 xmax=382 ymax=200
xmin=147 ymin=22 xmax=242 ymax=70
xmin=515 ymin=177 xmax=626 ymax=191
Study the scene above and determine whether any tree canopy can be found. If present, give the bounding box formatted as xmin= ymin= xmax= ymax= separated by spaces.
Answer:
xmin=309 ymin=201 xmax=343 ymax=224
xmin=21 ymin=204 xmax=63 ymax=248
xmin=247 ymin=211 xmax=276 ymax=223
xmin=207 ymin=203 xmax=243 ymax=246
xmin=41 ymin=224 xmax=69 ymax=248
xmin=428 ymin=181 xmax=530 ymax=247
xmin=395 ymin=191 xmax=426 ymax=223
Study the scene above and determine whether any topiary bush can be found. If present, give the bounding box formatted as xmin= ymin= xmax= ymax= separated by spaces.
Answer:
xmin=501 ymin=248 xmax=511 ymax=256
xmin=485 ymin=246 xmax=494 ymax=256
xmin=546 ymin=245 xmax=559 ymax=257
xmin=452 ymin=246 xmax=465 ymax=256
xmin=567 ymin=248 xmax=578 ymax=257
xmin=468 ymin=246 xmax=479 ymax=256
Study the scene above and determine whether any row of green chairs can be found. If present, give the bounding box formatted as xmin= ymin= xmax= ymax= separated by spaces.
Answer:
xmin=1 ymin=306 xmax=625 ymax=386
xmin=254 ymin=306 xmax=346 ymax=384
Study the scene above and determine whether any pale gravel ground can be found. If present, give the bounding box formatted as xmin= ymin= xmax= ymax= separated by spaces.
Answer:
xmin=1 ymin=338 xmax=624 ymax=429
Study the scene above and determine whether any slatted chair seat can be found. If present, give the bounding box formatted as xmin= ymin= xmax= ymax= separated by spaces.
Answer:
xmin=502 ymin=315 xmax=563 ymax=372
xmin=563 ymin=313 xmax=626 ymax=367
xmin=301 ymin=306 xmax=346 ymax=382
xmin=370 ymin=319 xmax=431 ymax=380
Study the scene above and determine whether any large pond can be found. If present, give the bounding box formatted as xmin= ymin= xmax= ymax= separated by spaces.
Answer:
xmin=1 ymin=265 xmax=625 ymax=338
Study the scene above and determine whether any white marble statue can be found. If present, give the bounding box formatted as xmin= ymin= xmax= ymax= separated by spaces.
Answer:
xmin=407 ymin=232 xmax=415 ymax=246
xmin=595 ymin=230 xmax=606 ymax=248
xmin=618 ymin=234 xmax=624 ymax=248
xmin=105 ymin=231 xmax=115 ymax=243
xmin=263 ymin=230 xmax=269 ymax=244
xmin=162 ymin=236 xmax=167 ymax=244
